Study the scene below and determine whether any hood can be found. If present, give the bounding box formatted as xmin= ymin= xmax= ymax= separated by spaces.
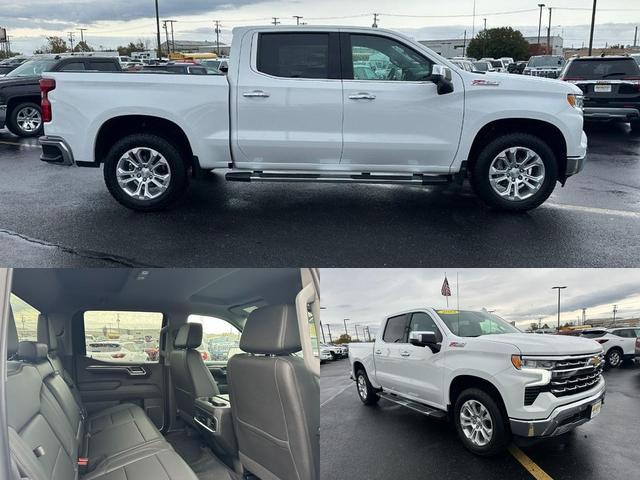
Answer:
xmin=477 ymin=333 xmax=602 ymax=356
xmin=0 ymin=75 xmax=41 ymax=89
xmin=466 ymin=70 xmax=581 ymax=95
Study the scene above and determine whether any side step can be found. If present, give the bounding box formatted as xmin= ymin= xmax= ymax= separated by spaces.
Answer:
xmin=225 ymin=171 xmax=452 ymax=185
xmin=379 ymin=392 xmax=448 ymax=419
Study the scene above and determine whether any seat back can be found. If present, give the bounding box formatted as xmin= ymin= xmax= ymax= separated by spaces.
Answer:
xmin=227 ymin=305 xmax=319 ymax=480
xmin=169 ymin=323 xmax=219 ymax=425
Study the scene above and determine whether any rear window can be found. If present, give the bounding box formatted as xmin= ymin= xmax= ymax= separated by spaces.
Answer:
xmin=581 ymin=330 xmax=607 ymax=338
xmin=83 ymin=311 xmax=163 ymax=363
xmin=382 ymin=315 xmax=407 ymax=343
xmin=563 ymin=58 xmax=640 ymax=79
xmin=9 ymin=294 xmax=39 ymax=342
xmin=257 ymin=33 xmax=331 ymax=79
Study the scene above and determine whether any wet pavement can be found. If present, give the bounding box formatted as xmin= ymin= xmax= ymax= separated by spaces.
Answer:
xmin=0 ymin=122 xmax=638 ymax=267
xmin=320 ymin=357 xmax=640 ymax=480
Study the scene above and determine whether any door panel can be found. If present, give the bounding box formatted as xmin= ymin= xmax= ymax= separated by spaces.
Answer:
xmin=373 ymin=314 xmax=408 ymax=391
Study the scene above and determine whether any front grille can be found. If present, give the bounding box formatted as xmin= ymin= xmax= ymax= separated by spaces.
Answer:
xmin=524 ymin=386 xmax=544 ymax=406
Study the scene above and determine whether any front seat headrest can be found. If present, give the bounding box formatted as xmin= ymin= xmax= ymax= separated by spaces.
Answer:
xmin=37 ymin=313 xmax=58 ymax=352
xmin=240 ymin=304 xmax=301 ymax=355
xmin=18 ymin=341 xmax=49 ymax=362
xmin=174 ymin=323 xmax=202 ymax=349
xmin=7 ymin=306 xmax=18 ymax=358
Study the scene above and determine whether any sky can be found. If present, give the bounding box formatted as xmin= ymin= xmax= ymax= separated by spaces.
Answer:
xmin=319 ymin=269 xmax=640 ymax=337
xmin=2 ymin=0 xmax=640 ymax=54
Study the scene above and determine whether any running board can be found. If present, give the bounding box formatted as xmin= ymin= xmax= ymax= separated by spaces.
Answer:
xmin=378 ymin=392 xmax=448 ymax=419
xmin=225 ymin=171 xmax=452 ymax=185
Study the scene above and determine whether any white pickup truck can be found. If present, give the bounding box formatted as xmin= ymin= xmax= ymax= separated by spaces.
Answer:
xmin=349 ymin=308 xmax=605 ymax=455
xmin=39 ymin=26 xmax=587 ymax=212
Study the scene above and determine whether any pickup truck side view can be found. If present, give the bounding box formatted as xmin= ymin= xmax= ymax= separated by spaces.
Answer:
xmin=39 ymin=26 xmax=587 ymax=212
xmin=349 ymin=308 xmax=605 ymax=456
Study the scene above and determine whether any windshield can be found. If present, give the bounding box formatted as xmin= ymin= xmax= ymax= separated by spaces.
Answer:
xmin=473 ymin=62 xmax=489 ymax=72
xmin=435 ymin=309 xmax=521 ymax=337
xmin=563 ymin=58 xmax=640 ymax=79
xmin=528 ymin=56 xmax=564 ymax=68
xmin=6 ymin=59 xmax=57 ymax=77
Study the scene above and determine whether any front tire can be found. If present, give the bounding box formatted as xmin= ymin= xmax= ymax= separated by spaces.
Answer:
xmin=470 ymin=133 xmax=558 ymax=212
xmin=355 ymin=369 xmax=379 ymax=406
xmin=605 ymin=348 xmax=623 ymax=368
xmin=103 ymin=134 xmax=189 ymax=211
xmin=454 ymin=388 xmax=510 ymax=456
xmin=7 ymin=102 xmax=43 ymax=137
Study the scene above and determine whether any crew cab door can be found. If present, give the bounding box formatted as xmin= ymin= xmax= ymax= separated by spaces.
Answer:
xmin=233 ymin=31 xmax=343 ymax=169
xmin=340 ymin=32 xmax=464 ymax=172
xmin=373 ymin=314 xmax=409 ymax=392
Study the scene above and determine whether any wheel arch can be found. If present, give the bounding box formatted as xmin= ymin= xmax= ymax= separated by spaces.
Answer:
xmin=448 ymin=374 xmax=509 ymax=420
xmin=6 ymin=95 xmax=42 ymax=114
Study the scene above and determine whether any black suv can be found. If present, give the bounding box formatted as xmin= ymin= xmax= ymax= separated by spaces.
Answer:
xmin=0 ymin=55 xmax=121 ymax=137
xmin=559 ymin=55 xmax=640 ymax=132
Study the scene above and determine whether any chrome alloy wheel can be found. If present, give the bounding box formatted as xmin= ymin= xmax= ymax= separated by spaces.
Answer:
xmin=608 ymin=350 xmax=621 ymax=367
xmin=16 ymin=106 xmax=42 ymax=134
xmin=488 ymin=146 xmax=545 ymax=201
xmin=460 ymin=399 xmax=493 ymax=447
xmin=116 ymin=147 xmax=171 ymax=200
xmin=357 ymin=374 xmax=368 ymax=400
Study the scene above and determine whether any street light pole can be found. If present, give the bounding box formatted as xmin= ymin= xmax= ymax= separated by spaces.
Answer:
xmin=326 ymin=324 xmax=333 ymax=343
xmin=154 ymin=0 xmax=162 ymax=60
xmin=552 ymin=286 xmax=567 ymax=331
xmin=537 ymin=3 xmax=546 ymax=48
xmin=588 ymin=0 xmax=597 ymax=55
xmin=547 ymin=7 xmax=552 ymax=54
xmin=319 ymin=322 xmax=326 ymax=343
xmin=354 ymin=325 xmax=360 ymax=342
xmin=343 ymin=318 xmax=349 ymax=336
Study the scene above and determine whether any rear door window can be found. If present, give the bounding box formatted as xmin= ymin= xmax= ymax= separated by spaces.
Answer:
xmin=88 ymin=61 xmax=119 ymax=72
xmin=9 ymin=294 xmax=39 ymax=342
xmin=187 ymin=314 xmax=242 ymax=363
xmin=257 ymin=32 xmax=333 ymax=79
xmin=83 ymin=311 xmax=163 ymax=363
xmin=382 ymin=314 xmax=407 ymax=343
xmin=59 ymin=62 xmax=86 ymax=71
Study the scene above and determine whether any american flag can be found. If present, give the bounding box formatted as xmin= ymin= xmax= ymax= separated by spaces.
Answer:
xmin=441 ymin=277 xmax=451 ymax=297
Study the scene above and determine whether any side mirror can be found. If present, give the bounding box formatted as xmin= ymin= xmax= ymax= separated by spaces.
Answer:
xmin=430 ymin=65 xmax=454 ymax=95
xmin=409 ymin=331 xmax=441 ymax=352
xmin=219 ymin=64 xmax=229 ymax=73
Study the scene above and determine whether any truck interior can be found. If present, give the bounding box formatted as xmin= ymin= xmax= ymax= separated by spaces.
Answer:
xmin=0 ymin=268 xmax=320 ymax=480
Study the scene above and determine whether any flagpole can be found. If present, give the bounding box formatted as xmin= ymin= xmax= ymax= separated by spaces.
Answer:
xmin=445 ymin=272 xmax=449 ymax=307
xmin=456 ymin=272 xmax=460 ymax=311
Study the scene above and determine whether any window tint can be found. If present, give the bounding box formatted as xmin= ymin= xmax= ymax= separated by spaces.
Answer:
xmin=9 ymin=294 xmax=39 ymax=342
xmin=408 ymin=312 xmax=442 ymax=342
xmin=187 ymin=314 xmax=242 ymax=363
xmin=382 ymin=314 xmax=407 ymax=343
xmin=350 ymin=34 xmax=433 ymax=81
xmin=83 ymin=311 xmax=163 ymax=363
xmin=613 ymin=329 xmax=634 ymax=338
xmin=89 ymin=61 xmax=119 ymax=72
xmin=188 ymin=66 xmax=208 ymax=75
xmin=563 ymin=58 xmax=640 ymax=79
xmin=258 ymin=33 xmax=330 ymax=79
xmin=59 ymin=62 xmax=85 ymax=71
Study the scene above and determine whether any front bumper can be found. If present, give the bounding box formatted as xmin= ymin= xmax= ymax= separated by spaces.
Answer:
xmin=583 ymin=107 xmax=640 ymax=122
xmin=509 ymin=386 xmax=605 ymax=438
xmin=565 ymin=130 xmax=588 ymax=177
xmin=0 ymin=105 xmax=6 ymax=129
xmin=39 ymin=135 xmax=75 ymax=166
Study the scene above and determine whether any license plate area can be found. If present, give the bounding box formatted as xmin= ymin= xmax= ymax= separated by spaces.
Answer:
xmin=590 ymin=400 xmax=602 ymax=418
xmin=594 ymin=84 xmax=612 ymax=93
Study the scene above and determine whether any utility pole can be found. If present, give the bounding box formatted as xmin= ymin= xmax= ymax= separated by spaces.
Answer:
xmin=582 ymin=308 xmax=586 ymax=325
xmin=214 ymin=20 xmax=221 ymax=56
xmin=319 ymin=322 xmax=326 ymax=343
xmin=612 ymin=305 xmax=618 ymax=326
xmin=293 ymin=16 xmax=303 ymax=26
xmin=68 ymin=31 xmax=75 ymax=52
xmin=162 ymin=21 xmax=170 ymax=57
xmin=372 ymin=13 xmax=380 ymax=28
xmin=326 ymin=324 xmax=333 ymax=343
xmin=483 ymin=18 xmax=487 ymax=57
xmin=272 ymin=17 xmax=280 ymax=26
xmin=154 ymin=0 xmax=162 ymax=60
xmin=537 ymin=4 xmax=546 ymax=48
xmin=588 ymin=0 xmax=597 ymax=56
xmin=354 ymin=325 xmax=360 ymax=342
xmin=471 ymin=0 xmax=476 ymax=37
xmin=165 ymin=20 xmax=177 ymax=54
xmin=634 ymin=26 xmax=638 ymax=48
xmin=343 ymin=318 xmax=349 ymax=336
xmin=462 ymin=30 xmax=467 ymax=57
xmin=77 ymin=28 xmax=87 ymax=45
xmin=552 ymin=286 xmax=567 ymax=331
xmin=547 ymin=7 xmax=552 ymax=54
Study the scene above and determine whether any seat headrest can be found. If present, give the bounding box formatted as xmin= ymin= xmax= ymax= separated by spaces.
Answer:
xmin=37 ymin=313 xmax=58 ymax=351
xmin=18 ymin=341 xmax=49 ymax=362
xmin=240 ymin=305 xmax=301 ymax=355
xmin=7 ymin=306 xmax=18 ymax=358
xmin=175 ymin=323 xmax=202 ymax=349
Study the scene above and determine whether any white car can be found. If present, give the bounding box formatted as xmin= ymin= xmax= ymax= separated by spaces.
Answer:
xmin=86 ymin=341 xmax=150 ymax=363
xmin=320 ymin=347 xmax=332 ymax=363
xmin=581 ymin=327 xmax=638 ymax=367
xmin=349 ymin=308 xmax=605 ymax=456
xmin=40 ymin=25 xmax=586 ymax=213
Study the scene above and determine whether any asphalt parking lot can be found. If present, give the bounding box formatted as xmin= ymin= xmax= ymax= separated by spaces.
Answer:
xmin=320 ymin=357 xmax=640 ymax=480
xmin=0 ymin=122 xmax=638 ymax=267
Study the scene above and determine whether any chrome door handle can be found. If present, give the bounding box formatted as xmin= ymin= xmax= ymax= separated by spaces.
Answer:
xmin=400 ymin=351 xmax=411 ymax=357
xmin=375 ymin=350 xmax=382 ymax=355
xmin=243 ymin=90 xmax=270 ymax=98
xmin=349 ymin=92 xmax=376 ymax=100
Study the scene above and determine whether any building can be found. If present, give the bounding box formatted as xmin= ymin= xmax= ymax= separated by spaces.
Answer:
xmin=160 ymin=40 xmax=230 ymax=57
xmin=419 ymin=34 xmax=563 ymax=59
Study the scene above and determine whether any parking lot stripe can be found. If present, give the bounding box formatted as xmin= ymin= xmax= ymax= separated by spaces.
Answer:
xmin=545 ymin=202 xmax=640 ymax=219
xmin=0 ymin=140 xmax=40 ymax=148
xmin=508 ymin=444 xmax=553 ymax=480
xmin=320 ymin=382 xmax=352 ymax=408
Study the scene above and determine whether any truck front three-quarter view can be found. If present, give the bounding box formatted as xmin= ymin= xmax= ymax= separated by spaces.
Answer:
xmin=349 ymin=308 xmax=605 ymax=456
xmin=38 ymin=26 xmax=586 ymax=212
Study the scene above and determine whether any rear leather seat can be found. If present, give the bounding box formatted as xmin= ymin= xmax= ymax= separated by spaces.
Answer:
xmin=7 ymin=308 xmax=198 ymax=480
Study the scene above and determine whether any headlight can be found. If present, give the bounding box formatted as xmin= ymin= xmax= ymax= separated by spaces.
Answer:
xmin=567 ymin=93 xmax=583 ymax=109
xmin=511 ymin=355 xmax=554 ymax=370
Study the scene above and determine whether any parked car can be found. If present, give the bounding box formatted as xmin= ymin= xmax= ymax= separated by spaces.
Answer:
xmin=481 ymin=58 xmax=507 ymax=72
xmin=559 ymin=55 xmax=640 ymax=132
xmin=321 ymin=343 xmax=342 ymax=360
xmin=0 ymin=56 xmax=28 ymax=76
xmin=0 ymin=55 xmax=121 ymax=137
xmin=450 ymin=59 xmax=476 ymax=72
xmin=630 ymin=53 xmax=640 ymax=66
xmin=472 ymin=60 xmax=495 ymax=72
xmin=349 ymin=308 xmax=605 ymax=456
xmin=141 ymin=63 xmax=209 ymax=75
xmin=320 ymin=346 xmax=332 ymax=363
xmin=579 ymin=328 xmax=636 ymax=367
xmin=199 ymin=59 xmax=229 ymax=74
xmin=39 ymin=25 xmax=586 ymax=213
xmin=86 ymin=341 xmax=150 ymax=362
xmin=524 ymin=55 xmax=565 ymax=78
xmin=508 ymin=61 xmax=527 ymax=74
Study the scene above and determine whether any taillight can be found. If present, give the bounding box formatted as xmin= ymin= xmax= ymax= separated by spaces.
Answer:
xmin=111 ymin=353 xmax=126 ymax=358
xmin=636 ymin=338 xmax=640 ymax=348
xmin=40 ymin=78 xmax=56 ymax=123
xmin=596 ymin=339 xmax=609 ymax=344
xmin=623 ymin=77 xmax=640 ymax=90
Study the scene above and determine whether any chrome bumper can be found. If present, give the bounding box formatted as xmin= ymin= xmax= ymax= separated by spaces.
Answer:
xmin=0 ymin=105 xmax=6 ymax=128
xmin=39 ymin=135 xmax=75 ymax=166
xmin=510 ymin=386 xmax=605 ymax=438
xmin=566 ymin=154 xmax=586 ymax=176
xmin=583 ymin=107 xmax=640 ymax=121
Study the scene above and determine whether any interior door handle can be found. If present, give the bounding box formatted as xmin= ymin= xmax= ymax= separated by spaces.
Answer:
xmin=349 ymin=93 xmax=376 ymax=100
xmin=243 ymin=90 xmax=270 ymax=98
xmin=400 ymin=351 xmax=411 ymax=357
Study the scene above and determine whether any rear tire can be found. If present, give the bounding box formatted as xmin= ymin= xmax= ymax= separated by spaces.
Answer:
xmin=470 ymin=133 xmax=558 ymax=212
xmin=355 ymin=369 xmax=379 ymax=405
xmin=103 ymin=133 xmax=189 ymax=212
xmin=7 ymin=102 xmax=43 ymax=137
xmin=454 ymin=388 xmax=510 ymax=456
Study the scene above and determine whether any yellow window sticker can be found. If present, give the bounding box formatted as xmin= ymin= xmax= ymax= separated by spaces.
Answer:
xmin=436 ymin=310 xmax=460 ymax=315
